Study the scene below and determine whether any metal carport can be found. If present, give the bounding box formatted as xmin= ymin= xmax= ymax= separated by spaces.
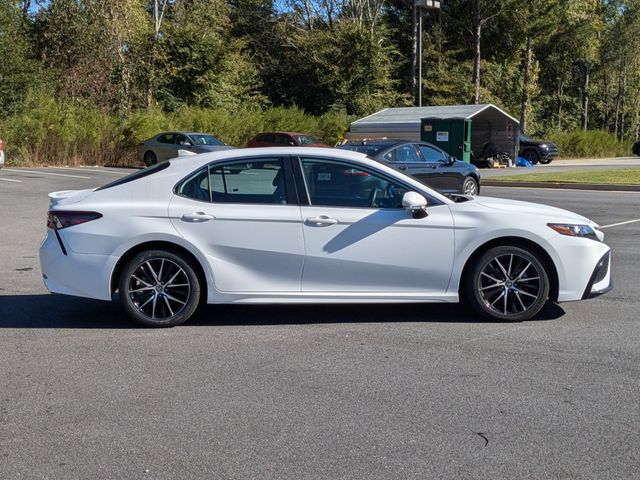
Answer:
xmin=346 ymin=104 xmax=520 ymax=164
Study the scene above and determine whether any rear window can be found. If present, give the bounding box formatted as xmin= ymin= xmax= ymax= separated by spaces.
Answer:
xmin=339 ymin=144 xmax=386 ymax=156
xmin=96 ymin=161 xmax=170 ymax=191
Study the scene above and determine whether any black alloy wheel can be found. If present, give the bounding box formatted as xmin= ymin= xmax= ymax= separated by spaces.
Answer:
xmin=119 ymin=249 xmax=201 ymax=327
xmin=464 ymin=245 xmax=550 ymax=321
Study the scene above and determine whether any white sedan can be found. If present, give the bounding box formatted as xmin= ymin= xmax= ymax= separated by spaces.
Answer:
xmin=39 ymin=148 xmax=612 ymax=326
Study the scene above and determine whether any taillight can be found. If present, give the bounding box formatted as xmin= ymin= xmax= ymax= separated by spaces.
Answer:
xmin=0 ymin=139 xmax=4 ymax=151
xmin=47 ymin=211 xmax=102 ymax=230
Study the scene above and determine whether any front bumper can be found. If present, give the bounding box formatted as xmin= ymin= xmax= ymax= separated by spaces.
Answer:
xmin=582 ymin=251 xmax=613 ymax=299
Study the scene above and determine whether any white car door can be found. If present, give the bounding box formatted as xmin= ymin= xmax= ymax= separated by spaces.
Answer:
xmin=298 ymin=157 xmax=455 ymax=293
xmin=168 ymin=157 xmax=304 ymax=293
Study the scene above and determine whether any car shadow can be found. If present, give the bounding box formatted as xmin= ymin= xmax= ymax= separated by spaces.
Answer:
xmin=0 ymin=294 xmax=566 ymax=329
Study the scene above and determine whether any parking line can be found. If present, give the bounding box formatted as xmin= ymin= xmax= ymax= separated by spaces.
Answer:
xmin=2 ymin=168 xmax=91 ymax=179
xmin=600 ymin=218 xmax=640 ymax=229
xmin=0 ymin=177 xmax=23 ymax=183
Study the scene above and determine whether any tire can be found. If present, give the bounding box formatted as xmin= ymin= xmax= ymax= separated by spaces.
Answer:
xmin=463 ymin=245 xmax=549 ymax=322
xmin=522 ymin=149 xmax=539 ymax=165
xmin=538 ymin=156 xmax=553 ymax=165
xmin=462 ymin=176 xmax=479 ymax=196
xmin=118 ymin=249 xmax=201 ymax=327
xmin=143 ymin=150 xmax=157 ymax=167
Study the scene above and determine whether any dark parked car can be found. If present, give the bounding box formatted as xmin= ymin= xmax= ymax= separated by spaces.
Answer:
xmin=338 ymin=140 xmax=481 ymax=196
xmin=518 ymin=134 xmax=558 ymax=164
xmin=248 ymin=132 xmax=329 ymax=148
xmin=138 ymin=132 xmax=232 ymax=166
xmin=632 ymin=141 xmax=640 ymax=156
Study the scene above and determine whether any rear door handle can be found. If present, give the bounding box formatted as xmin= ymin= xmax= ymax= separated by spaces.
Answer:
xmin=398 ymin=165 xmax=407 ymax=171
xmin=181 ymin=212 xmax=214 ymax=222
xmin=305 ymin=216 xmax=338 ymax=226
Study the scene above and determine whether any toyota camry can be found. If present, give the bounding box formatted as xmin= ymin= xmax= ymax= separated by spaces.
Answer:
xmin=39 ymin=148 xmax=612 ymax=327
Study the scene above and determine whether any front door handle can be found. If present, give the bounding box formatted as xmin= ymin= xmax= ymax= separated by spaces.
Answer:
xmin=181 ymin=212 xmax=214 ymax=222
xmin=398 ymin=165 xmax=407 ymax=171
xmin=305 ymin=216 xmax=338 ymax=226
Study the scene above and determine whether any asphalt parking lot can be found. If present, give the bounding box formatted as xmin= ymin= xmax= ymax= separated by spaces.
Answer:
xmin=1 ymin=166 xmax=639 ymax=479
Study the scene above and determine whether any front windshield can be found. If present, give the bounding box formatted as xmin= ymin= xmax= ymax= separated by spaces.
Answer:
xmin=520 ymin=134 xmax=532 ymax=142
xmin=189 ymin=134 xmax=224 ymax=146
xmin=293 ymin=135 xmax=321 ymax=145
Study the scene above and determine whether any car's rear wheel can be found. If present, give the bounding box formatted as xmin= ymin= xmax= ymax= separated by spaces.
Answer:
xmin=143 ymin=151 xmax=157 ymax=167
xmin=119 ymin=250 xmax=201 ymax=327
xmin=463 ymin=245 xmax=549 ymax=321
xmin=522 ymin=149 xmax=539 ymax=164
xmin=462 ymin=176 xmax=479 ymax=196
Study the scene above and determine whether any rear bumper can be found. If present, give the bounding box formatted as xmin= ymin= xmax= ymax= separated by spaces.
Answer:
xmin=39 ymin=230 xmax=116 ymax=301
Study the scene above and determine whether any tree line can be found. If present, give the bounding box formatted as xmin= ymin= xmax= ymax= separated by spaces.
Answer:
xmin=1 ymin=0 xmax=638 ymax=164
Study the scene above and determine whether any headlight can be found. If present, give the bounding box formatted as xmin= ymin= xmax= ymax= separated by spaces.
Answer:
xmin=540 ymin=144 xmax=549 ymax=149
xmin=547 ymin=223 xmax=600 ymax=241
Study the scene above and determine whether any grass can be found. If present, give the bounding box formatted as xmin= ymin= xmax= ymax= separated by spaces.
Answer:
xmin=488 ymin=169 xmax=640 ymax=185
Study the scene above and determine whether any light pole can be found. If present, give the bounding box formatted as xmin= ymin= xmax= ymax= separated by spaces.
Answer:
xmin=415 ymin=0 xmax=441 ymax=107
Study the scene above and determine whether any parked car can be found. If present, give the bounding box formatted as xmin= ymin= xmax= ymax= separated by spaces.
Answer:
xmin=632 ymin=141 xmax=640 ymax=156
xmin=247 ymin=132 xmax=329 ymax=148
xmin=339 ymin=140 xmax=481 ymax=196
xmin=0 ymin=137 xmax=4 ymax=168
xmin=518 ymin=134 xmax=558 ymax=164
xmin=40 ymin=147 xmax=611 ymax=327
xmin=138 ymin=132 xmax=232 ymax=166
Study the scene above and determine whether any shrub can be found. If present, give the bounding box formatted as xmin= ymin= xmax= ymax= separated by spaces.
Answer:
xmin=547 ymin=129 xmax=632 ymax=158
xmin=0 ymin=96 xmax=351 ymax=166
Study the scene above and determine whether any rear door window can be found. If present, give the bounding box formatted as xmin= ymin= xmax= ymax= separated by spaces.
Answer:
xmin=157 ymin=133 xmax=174 ymax=144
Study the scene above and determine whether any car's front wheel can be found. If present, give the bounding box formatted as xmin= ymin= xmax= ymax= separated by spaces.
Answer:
xmin=463 ymin=245 xmax=549 ymax=321
xmin=462 ymin=176 xmax=479 ymax=196
xmin=118 ymin=249 xmax=201 ymax=327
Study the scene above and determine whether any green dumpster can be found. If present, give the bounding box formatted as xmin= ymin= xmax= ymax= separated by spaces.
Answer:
xmin=421 ymin=118 xmax=472 ymax=163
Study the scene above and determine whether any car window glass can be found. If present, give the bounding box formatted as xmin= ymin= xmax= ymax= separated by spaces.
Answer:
xmin=394 ymin=145 xmax=422 ymax=163
xmin=263 ymin=134 xmax=275 ymax=143
xmin=418 ymin=145 xmax=446 ymax=163
xmin=175 ymin=134 xmax=189 ymax=145
xmin=276 ymin=134 xmax=290 ymax=145
xmin=177 ymin=167 xmax=210 ymax=202
xmin=157 ymin=133 xmax=174 ymax=144
xmin=209 ymin=158 xmax=287 ymax=204
xmin=384 ymin=150 xmax=396 ymax=162
xmin=300 ymin=158 xmax=408 ymax=209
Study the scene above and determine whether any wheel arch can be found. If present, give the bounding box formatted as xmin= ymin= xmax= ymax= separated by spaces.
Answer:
xmin=458 ymin=236 xmax=559 ymax=302
xmin=110 ymin=240 xmax=208 ymax=302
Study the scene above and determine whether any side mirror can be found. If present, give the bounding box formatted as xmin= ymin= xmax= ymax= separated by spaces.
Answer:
xmin=288 ymin=141 xmax=296 ymax=146
xmin=180 ymin=141 xmax=191 ymax=147
xmin=448 ymin=155 xmax=456 ymax=165
xmin=402 ymin=191 xmax=428 ymax=219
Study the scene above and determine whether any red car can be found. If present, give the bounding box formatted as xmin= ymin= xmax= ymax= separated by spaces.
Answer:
xmin=247 ymin=132 xmax=329 ymax=148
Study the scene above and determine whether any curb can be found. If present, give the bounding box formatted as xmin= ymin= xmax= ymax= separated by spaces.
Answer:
xmin=483 ymin=181 xmax=640 ymax=192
